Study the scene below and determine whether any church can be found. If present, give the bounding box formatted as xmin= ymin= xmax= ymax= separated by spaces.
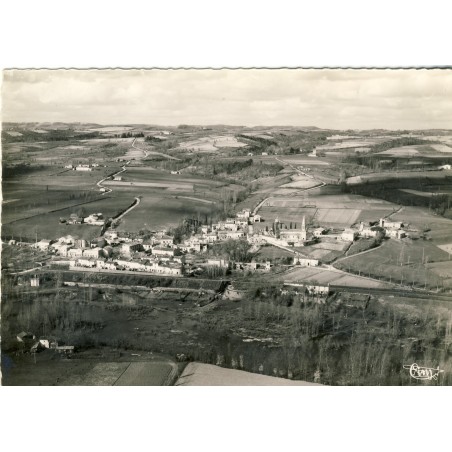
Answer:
xmin=279 ymin=216 xmax=312 ymax=246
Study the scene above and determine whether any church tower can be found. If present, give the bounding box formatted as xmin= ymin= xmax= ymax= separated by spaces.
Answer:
xmin=301 ymin=215 xmax=307 ymax=241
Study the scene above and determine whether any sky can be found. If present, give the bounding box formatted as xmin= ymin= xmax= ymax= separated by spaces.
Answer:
xmin=2 ymin=69 xmax=452 ymax=130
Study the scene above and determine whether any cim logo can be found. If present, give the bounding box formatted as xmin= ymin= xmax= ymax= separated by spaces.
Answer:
xmin=403 ymin=363 xmax=444 ymax=381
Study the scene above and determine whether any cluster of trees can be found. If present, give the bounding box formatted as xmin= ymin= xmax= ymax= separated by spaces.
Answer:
xmin=118 ymin=132 xmax=144 ymax=138
xmin=210 ymin=239 xmax=253 ymax=262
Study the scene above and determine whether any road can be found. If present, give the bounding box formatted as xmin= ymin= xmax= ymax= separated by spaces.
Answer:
xmin=132 ymin=138 xmax=181 ymax=161
xmin=113 ymin=196 xmax=141 ymax=222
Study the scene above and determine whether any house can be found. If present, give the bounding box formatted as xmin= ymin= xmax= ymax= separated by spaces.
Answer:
xmin=313 ymin=228 xmax=326 ymax=237
xmin=8 ymin=239 xmax=17 ymax=245
xmin=262 ymin=152 xmax=268 ymax=156
xmin=152 ymin=246 xmax=175 ymax=257
xmin=251 ymin=214 xmax=262 ymax=223
xmin=248 ymin=152 xmax=254 ymax=156
xmin=75 ymin=166 xmax=92 ymax=171
xmin=306 ymin=285 xmax=330 ymax=296
xmin=170 ymin=170 xmax=181 ymax=175
xmin=30 ymin=277 xmax=40 ymax=287
xmin=64 ymin=164 xmax=74 ymax=169
xmin=96 ymin=259 xmax=117 ymax=270
xmin=68 ymin=248 xmax=83 ymax=258
xmin=236 ymin=209 xmax=251 ymax=220
xmin=55 ymin=345 xmax=75 ymax=354
xmin=68 ymin=214 xmax=84 ymax=224
xmin=100 ymin=187 xmax=108 ymax=192
xmin=157 ymin=235 xmax=174 ymax=247
xmin=83 ymin=247 xmax=103 ymax=258
xmin=76 ymin=258 xmax=96 ymax=268
xmin=360 ymin=224 xmax=385 ymax=238
xmin=84 ymin=213 xmax=104 ymax=226
xmin=386 ymin=229 xmax=406 ymax=239
xmin=207 ymin=259 xmax=229 ymax=268
xmin=121 ymin=242 xmax=143 ymax=254
xmin=113 ymin=176 xmax=122 ymax=181
xmin=379 ymin=218 xmax=403 ymax=229
xmin=34 ymin=239 xmax=53 ymax=251
xmin=293 ymin=256 xmax=319 ymax=267
xmin=39 ymin=339 xmax=51 ymax=349
xmin=341 ymin=229 xmax=357 ymax=242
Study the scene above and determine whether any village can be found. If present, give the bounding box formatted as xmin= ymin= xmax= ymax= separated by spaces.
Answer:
xmin=10 ymin=202 xmax=411 ymax=287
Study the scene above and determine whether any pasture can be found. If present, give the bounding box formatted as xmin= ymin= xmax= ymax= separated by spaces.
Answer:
xmin=277 ymin=266 xmax=388 ymax=288
xmin=115 ymin=194 xmax=219 ymax=233
xmin=334 ymin=239 xmax=451 ymax=289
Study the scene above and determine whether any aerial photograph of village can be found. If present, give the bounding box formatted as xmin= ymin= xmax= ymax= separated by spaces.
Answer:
xmin=1 ymin=68 xmax=452 ymax=386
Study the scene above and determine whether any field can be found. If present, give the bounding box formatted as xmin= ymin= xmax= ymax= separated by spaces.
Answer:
xmin=178 ymin=135 xmax=247 ymax=152
xmin=115 ymin=193 xmax=219 ymax=233
xmin=2 ymin=196 xmax=134 ymax=241
xmin=334 ymin=239 xmax=451 ymax=289
xmin=176 ymin=363 xmax=320 ymax=386
xmin=2 ymin=353 xmax=177 ymax=386
xmin=258 ymin=193 xmax=398 ymax=227
xmin=377 ymin=144 xmax=452 ymax=156
xmin=277 ymin=266 xmax=389 ymax=288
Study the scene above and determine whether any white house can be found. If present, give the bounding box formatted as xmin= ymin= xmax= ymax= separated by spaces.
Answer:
xmin=341 ymin=229 xmax=357 ymax=242
xmin=293 ymin=256 xmax=319 ymax=267
xmin=83 ymin=247 xmax=103 ymax=259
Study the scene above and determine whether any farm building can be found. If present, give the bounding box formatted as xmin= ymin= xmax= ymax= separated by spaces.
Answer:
xmin=170 ymin=170 xmax=181 ymax=175
xmin=293 ymin=256 xmax=319 ymax=267
xmin=386 ymin=229 xmax=406 ymax=239
xmin=34 ymin=239 xmax=54 ymax=251
xmin=439 ymin=164 xmax=451 ymax=170
xmin=341 ymin=229 xmax=358 ymax=242
xmin=113 ymin=175 xmax=122 ymax=181
xmin=360 ymin=225 xmax=385 ymax=238
xmin=379 ymin=218 xmax=403 ymax=229
xmin=236 ymin=209 xmax=251 ymax=220
xmin=75 ymin=166 xmax=92 ymax=172
xmin=218 ymin=230 xmax=245 ymax=240
xmin=251 ymin=214 xmax=262 ymax=223
xmin=313 ymin=228 xmax=326 ymax=237
xmin=55 ymin=345 xmax=75 ymax=354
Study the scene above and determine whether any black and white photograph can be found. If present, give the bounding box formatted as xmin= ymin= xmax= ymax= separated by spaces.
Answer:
xmin=1 ymin=2 xmax=452 ymax=451
xmin=2 ymin=68 xmax=452 ymax=387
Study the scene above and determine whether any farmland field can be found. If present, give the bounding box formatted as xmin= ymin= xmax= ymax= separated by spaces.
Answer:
xmin=114 ymin=362 xmax=175 ymax=385
xmin=178 ymin=135 xmax=247 ymax=152
xmin=115 ymin=194 xmax=219 ymax=232
xmin=176 ymin=362 xmax=320 ymax=386
xmin=334 ymin=239 xmax=451 ymax=289
xmin=278 ymin=266 xmax=389 ymax=288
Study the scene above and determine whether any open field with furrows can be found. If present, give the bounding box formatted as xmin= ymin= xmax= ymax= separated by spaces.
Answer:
xmin=177 ymin=135 xmax=248 ymax=153
xmin=2 ymin=196 xmax=134 ymax=242
xmin=334 ymin=239 xmax=451 ymax=289
xmin=176 ymin=362 xmax=320 ymax=386
xmin=255 ymin=245 xmax=295 ymax=261
xmin=114 ymin=194 xmax=219 ymax=233
xmin=377 ymin=144 xmax=452 ymax=157
xmin=275 ymin=266 xmax=389 ymax=288
xmin=109 ymin=167 xmax=225 ymax=192
xmin=301 ymin=240 xmax=350 ymax=262
xmin=258 ymin=193 xmax=398 ymax=227
xmin=2 ymin=352 xmax=177 ymax=386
